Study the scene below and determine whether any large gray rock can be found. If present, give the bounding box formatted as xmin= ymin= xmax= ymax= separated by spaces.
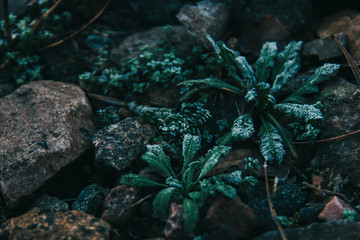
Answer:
xmin=0 ymin=80 xmax=96 ymax=208
xmin=253 ymin=221 xmax=360 ymax=240
xmin=176 ymin=0 xmax=229 ymax=49
xmin=93 ymin=117 xmax=155 ymax=172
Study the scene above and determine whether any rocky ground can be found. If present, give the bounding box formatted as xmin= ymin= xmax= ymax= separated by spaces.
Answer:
xmin=1 ymin=0 xmax=360 ymax=239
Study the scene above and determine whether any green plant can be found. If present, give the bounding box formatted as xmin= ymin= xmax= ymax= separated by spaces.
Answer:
xmin=94 ymin=106 xmax=121 ymax=129
xmin=0 ymin=0 xmax=71 ymax=85
xmin=120 ymin=134 xmax=251 ymax=234
xmin=180 ymin=36 xmax=340 ymax=164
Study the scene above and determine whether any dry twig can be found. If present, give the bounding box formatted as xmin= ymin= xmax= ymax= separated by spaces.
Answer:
xmin=302 ymin=181 xmax=348 ymax=201
xmin=32 ymin=0 xmax=64 ymax=31
xmin=294 ymin=130 xmax=360 ymax=145
xmin=41 ymin=0 xmax=112 ymax=51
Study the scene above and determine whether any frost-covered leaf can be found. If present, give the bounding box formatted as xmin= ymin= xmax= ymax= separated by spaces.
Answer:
xmin=256 ymin=42 xmax=278 ymax=83
xmin=187 ymin=191 xmax=202 ymax=203
xmin=288 ymin=63 xmax=341 ymax=98
xmin=165 ymin=176 xmax=182 ymax=189
xmin=225 ymin=170 xmax=243 ymax=185
xmin=274 ymin=103 xmax=323 ymax=122
xmin=182 ymin=134 xmax=201 ymax=172
xmin=183 ymin=161 xmax=201 ymax=186
xmin=258 ymin=122 xmax=285 ymax=163
xmin=197 ymin=146 xmax=231 ymax=180
xmin=271 ymin=41 xmax=302 ymax=93
xmin=235 ymin=56 xmax=257 ymax=87
xmin=295 ymin=123 xmax=320 ymax=141
xmin=231 ymin=114 xmax=255 ymax=141
xmin=153 ymin=187 xmax=178 ymax=219
xmin=214 ymin=182 xmax=237 ymax=199
xmin=120 ymin=174 xmax=168 ymax=187
xmin=183 ymin=198 xmax=199 ymax=234
xmin=142 ymin=145 xmax=176 ymax=178
xmin=179 ymin=78 xmax=243 ymax=95
xmin=244 ymin=157 xmax=260 ymax=171
xmin=205 ymin=34 xmax=221 ymax=55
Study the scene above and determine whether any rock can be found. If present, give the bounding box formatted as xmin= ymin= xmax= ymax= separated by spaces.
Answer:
xmin=236 ymin=14 xmax=293 ymax=55
xmin=248 ymin=182 xmax=305 ymax=223
xmin=318 ymin=196 xmax=354 ymax=221
xmin=0 ymin=207 xmax=111 ymax=240
xmin=101 ymin=184 xmax=139 ymax=226
xmin=312 ymin=78 xmax=360 ymax=189
xmin=205 ymin=196 xmax=259 ymax=240
xmin=93 ymin=117 xmax=155 ymax=172
xmin=32 ymin=194 xmax=69 ymax=212
xmin=299 ymin=204 xmax=325 ymax=224
xmin=232 ymin=0 xmax=312 ymax=36
xmin=317 ymin=10 xmax=360 ymax=60
xmin=110 ymin=25 xmax=196 ymax=63
xmin=302 ymin=33 xmax=348 ymax=62
xmin=176 ymin=0 xmax=229 ymax=49
xmin=253 ymin=221 xmax=360 ymax=240
xmin=0 ymin=0 xmax=33 ymax=19
xmin=164 ymin=203 xmax=187 ymax=240
xmin=72 ymin=183 xmax=106 ymax=217
xmin=0 ymin=80 xmax=96 ymax=208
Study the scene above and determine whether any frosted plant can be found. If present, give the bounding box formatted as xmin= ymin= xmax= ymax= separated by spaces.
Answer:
xmin=180 ymin=36 xmax=340 ymax=164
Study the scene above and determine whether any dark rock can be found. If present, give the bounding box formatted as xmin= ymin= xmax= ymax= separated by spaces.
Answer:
xmin=32 ymin=194 xmax=68 ymax=212
xmin=0 ymin=80 xmax=96 ymax=208
xmin=0 ymin=83 xmax=15 ymax=97
xmin=0 ymin=0 xmax=33 ymax=19
xmin=232 ymin=0 xmax=312 ymax=36
xmin=176 ymin=0 xmax=229 ymax=49
xmin=248 ymin=182 xmax=305 ymax=222
xmin=101 ymin=184 xmax=139 ymax=227
xmin=110 ymin=25 xmax=196 ymax=63
xmin=165 ymin=203 xmax=188 ymax=240
xmin=317 ymin=10 xmax=360 ymax=60
xmin=93 ymin=117 xmax=155 ymax=172
xmin=253 ymin=221 xmax=360 ymax=240
xmin=237 ymin=14 xmax=293 ymax=55
xmin=302 ymin=33 xmax=348 ymax=62
xmin=205 ymin=195 xmax=259 ymax=240
xmin=0 ymin=207 xmax=111 ymax=240
xmin=72 ymin=183 xmax=105 ymax=217
xmin=318 ymin=196 xmax=354 ymax=221
xmin=299 ymin=204 xmax=325 ymax=224
xmin=312 ymin=78 xmax=360 ymax=188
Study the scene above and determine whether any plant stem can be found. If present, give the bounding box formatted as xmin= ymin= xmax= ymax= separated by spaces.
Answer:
xmin=2 ymin=0 xmax=13 ymax=51
xmin=32 ymin=0 xmax=64 ymax=31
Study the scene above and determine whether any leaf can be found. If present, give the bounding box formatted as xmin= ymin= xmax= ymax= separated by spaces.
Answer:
xmin=153 ymin=187 xmax=178 ymax=220
xmin=182 ymin=134 xmax=201 ymax=173
xmin=214 ymin=182 xmax=238 ymax=199
xmin=120 ymin=174 xmax=168 ymax=187
xmin=205 ymin=34 xmax=221 ymax=55
xmin=197 ymin=146 xmax=231 ymax=180
xmin=178 ymin=78 xmax=244 ymax=95
xmin=256 ymin=42 xmax=278 ymax=83
xmin=165 ymin=176 xmax=183 ymax=189
xmin=183 ymin=198 xmax=199 ymax=234
xmin=231 ymin=113 xmax=255 ymax=141
xmin=271 ymin=41 xmax=303 ymax=93
xmin=182 ymin=161 xmax=201 ymax=187
xmin=274 ymin=103 xmax=323 ymax=122
xmin=234 ymin=56 xmax=257 ymax=87
xmin=258 ymin=120 xmax=285 ymax=164
xmin=287 ymin=63 xmax=341 ymax=99
xmin=142 ymin=145 xmax=176 ymax=178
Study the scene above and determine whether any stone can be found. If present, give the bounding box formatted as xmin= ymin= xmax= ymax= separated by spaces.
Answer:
xmin=231 ymin=0 xmax=312 ymax=36
xmin=317 ymin=10 xmax=360 ymax=60
xmin=0 ymin=207 xmax=111 ymax=240
xmin=205 ymin=196 xmax=259 ymax=240
xmin=72 ymin=183 xmax=105 ymax=217
xmin=110 ymin=25 xmax=196 ymax=63
xmin=164 ymin=203 xmax=187 ymax=240
xmin=32 ymin=194 xmax=69 ymax=212
xmin=93 ymin=117 xmax=155 ymax=172
xmin=302 ymin=33 xmax=348 ymax=61
xmin=176 ymin=0 xmax=229 ymax=49
xmin=299 ymin=204 xmax=325 ymax=224
xmin=253 ymin=221 xmax=360 ymax=240
xmin=0 ymin=80 xmax=96 ymax=208
xmin=318 ymin=196 xmax=354 ymax=221
xmin=312 ymin=78 xmax=360 ymax=189
xmin=101 ymin=184 xmax=139 ymax=226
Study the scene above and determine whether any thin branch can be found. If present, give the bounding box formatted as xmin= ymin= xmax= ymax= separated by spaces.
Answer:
xmin=32 ymin=0 xmax=64 ymax=31
xmin=264 ymin=162 xmax=287 ymax=240
xmin=302 ymin=181 xmax=348 ymax=201
xmin=294 ymin=130 xmax=360 ymax=145
xmin=40 ymin=0 xmax=112 ymax=51
xmin=2 ymin=0 xmax=13 ymax=51
xmin=88 ymin=92 xmax=128 ymax=107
